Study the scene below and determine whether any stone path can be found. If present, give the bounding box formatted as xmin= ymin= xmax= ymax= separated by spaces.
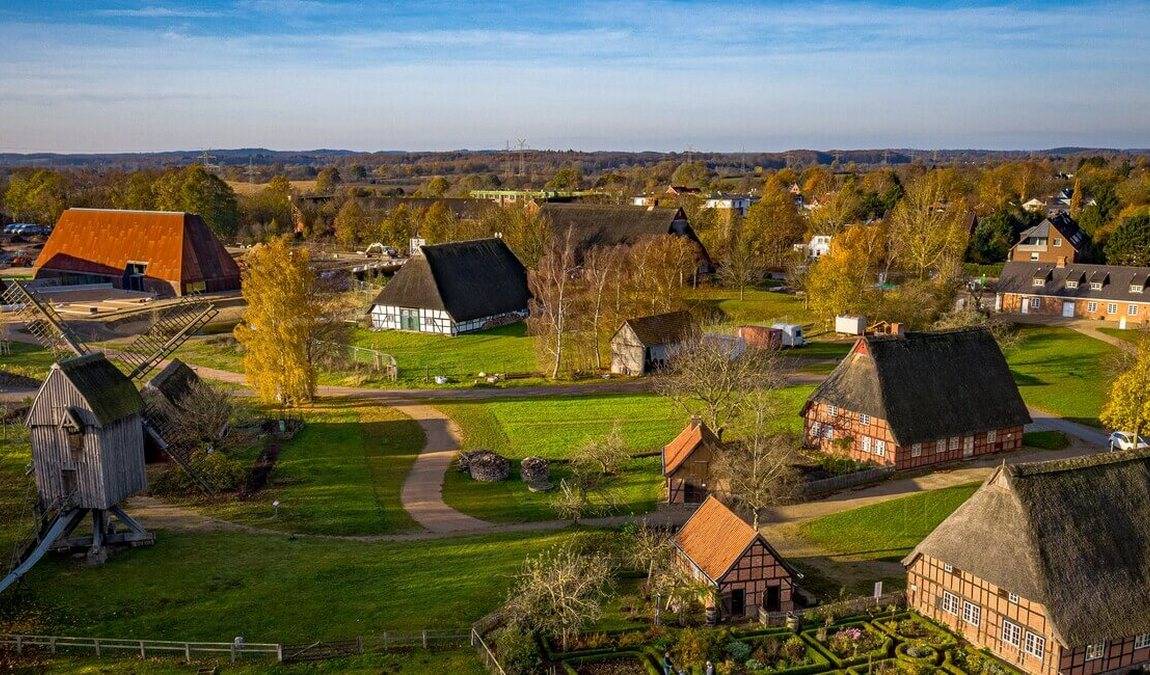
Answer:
xmin=1070 ymin=324 xmax=1136 ymax=353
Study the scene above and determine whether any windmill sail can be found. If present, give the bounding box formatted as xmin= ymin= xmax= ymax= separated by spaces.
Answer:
xmin=0 ymin=280 xmax=87 ymax=357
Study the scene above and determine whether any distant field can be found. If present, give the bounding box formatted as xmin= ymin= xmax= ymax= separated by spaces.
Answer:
xmin=439 ymin=386 xmax=814 ymax=523
xmin=798 ymin=483 xmax=980 ymax=562
xmin=226 ymin=179 xmax=317 ymax=196
xmin=1004 ymin=326 xmax=1117 ymax=427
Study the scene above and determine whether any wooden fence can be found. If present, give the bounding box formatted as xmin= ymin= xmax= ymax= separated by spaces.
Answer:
xmin=801 ymin=466 xmax=895 ymax=499
xmin=470 ymin=627 xmax=507 ymax=675
xmin=0 ymin=634 xmax=282 ymax=663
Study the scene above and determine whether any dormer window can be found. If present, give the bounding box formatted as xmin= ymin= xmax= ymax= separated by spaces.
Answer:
xmin=1066 ymin=280 xmax=1078 ymax=289
xmin=1131 ymin=284 xmax=1144 ymax=294
xmin=1090 ymin=282 xmax=1103 ymax=290
xmin=1032 ymin=278 xmax=1045 ymax=287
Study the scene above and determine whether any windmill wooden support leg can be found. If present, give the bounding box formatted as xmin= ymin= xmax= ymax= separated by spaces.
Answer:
xmin=86 ymin=510 xmax=109 ymax=565
xmin=107 ymin=505 xmax=156 ymax=548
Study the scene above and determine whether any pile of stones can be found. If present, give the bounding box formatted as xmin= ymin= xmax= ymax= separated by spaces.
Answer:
xmin=519 ymin=456 xmax=552 ymax=492
xmin=457 ymin=450 xmax=510 ymax=482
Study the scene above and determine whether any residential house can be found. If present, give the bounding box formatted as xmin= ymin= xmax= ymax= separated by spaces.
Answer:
xmin=662 ymin=418 xmax=720 ymax=503
xmin=538 ymin=203 xmax=712 ymax=271
xmin=674 ymin=496 xmax=799 ymax=619
xmin=793 ymin=235 xmax=832 ymax=259
xmin=368 ymin=237 xmax=528 ymax=335
xmin=33 ymin=209 xmax=241 ymax=297
xmin=703 ymin=193 xmax=756 ymax=217
xmin=996 ymin=261 xmax=1150 ymax=324
xmin=903 ymin=449 xmax=1150 ymax=675
xmin=801 ymin=329 xmax=1031 ymax=470
xmin=1008 ymin=213 xmax=1089 ymax=264
xmin=609 ymin=310 xmax=695 ymax=375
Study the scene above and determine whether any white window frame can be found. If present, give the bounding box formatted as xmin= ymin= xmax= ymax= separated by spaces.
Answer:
xmin=859 ymin=413 xmax=870 ymax=425
xmin=874 ymin=439 xmax=886 ymax=457
xmin=963 ymin=436 xmax=974 ymax=453
xmin=1131 ymin=284 xmax=1144 ymax=294
xmin=943 ymin=563 xmax=954 ymax=573
xmin=1134 ymin=634 xmax=1150 ymax=649
xmin=1129 ymin=304 xmax=1139 ymax=316
xmin=962 ymin=601 xmax=981 ymax=627
xmin=861 ymin=436 xmax=871 ymax=454
xmin=1053 ymin=237 xmax=1062 ymax=247
xmin=1024 ymin=632 xmax=1046 ymax=659
xmin=911 ymin=442 xmax=922 ymax=457
xmin=827 ymin=404 xmax=837 ymax=418
xmin=1030 ymin=252 xmax=1039 ymax=261
xmin=1031 ymin=278 xmax=1044 ymax=287
xmin=1091 ymin=281 xmax=1104 ymax=290
xmin=1001 ymin=619 xmax=1022 ymax=647
xmin=1087 ymin=301 xmax=1098 ymax=312
xmin=1030 ymin=297 xmax=1042 ymax=310
xmin=1066 ymin=280 xmax=1079 ymax=289
xmin=1108 ymin=303 xmax=1118 ymax=314
xmin=1085 ymin=642 xmax=1106 ymax=661
xmin=941 ymin=590 xmax=959 ymax=615
xmin=1008 ymin=592 xmax=1020 ymax=603
xmin=987 ymin=429 xmax=997 ymax=444
xmin=949 ymin=436 xmax=960 ymax=451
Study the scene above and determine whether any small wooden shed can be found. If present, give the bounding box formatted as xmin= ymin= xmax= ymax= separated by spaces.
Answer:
xmin=662 ymin=419 xmax=720 ymax=503
xmin=26 ymin=353 xmax=147 ymax=510
xmin=609 ymin=310 xmax=695 ymax=375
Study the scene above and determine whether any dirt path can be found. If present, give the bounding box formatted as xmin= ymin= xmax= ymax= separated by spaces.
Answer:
xmin=1070 ymin=324 xmax=1136 ymax=353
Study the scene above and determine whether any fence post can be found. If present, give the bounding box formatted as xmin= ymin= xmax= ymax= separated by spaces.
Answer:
xmin=276 ymin=644 xmax=283 ymax=663
xmin=230 ymin=642 xmax=236 ymax=663
xmin=15 ymin=635 xmax=22 ymax=655
xmin=357 ymin=636 xmax=364 ymax=655
xmin=50 ymin=636 xmax=56 ymax=654
xmin=382 ymin=631 xmax=387 ymax=650
xmin=94 ymin=638 xmax=101 ymax=657
xmin=422 ymin=630 xmax=428 ymax=649
xmin=184 ymin=642 xmax=191 ymax=663
xmin=139 ymin=640 xmax=145 ymax=659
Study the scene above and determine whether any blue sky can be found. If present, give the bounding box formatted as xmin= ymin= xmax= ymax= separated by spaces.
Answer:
xmin=1 ymin=1 xmax=1148 ymax=153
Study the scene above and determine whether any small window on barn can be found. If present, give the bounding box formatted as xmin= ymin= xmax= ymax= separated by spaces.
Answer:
xmin=1001 ymin=620 xmax=1022 ymax=647
xmin=861 ymin=436 xmax=871 ymax=454
xmin=1053 ymin=237 xmax=1062 ymax=247
xmin=1031 ymin=278 xmax=1044 ymax=287
xmin=1129 ymin=304 xmax=1139 ymax=316
xmin=827 ymin=404 xmax=837 ymax=418
xmin=948 ymin=437 xmax=960 ymax=451
xmin=1066 ymin=280 xmax=1079 ymax=289
xmin=1108 ymin=303 xmax=1118 ymax=314
xmin=1085 ymin=642 xmax=1106 ymax=661
xmin=1131 ymin=284 xmax=1144 ymax=294
xmin=59 ymin=408 xmax=85 ymax=454
xmin=1088 ymin=301 xmax=1098 ymax=312
xmin=1091 ymin=281 xmax=1104 ymax=290
xmin=860 ymin=413 xmax=870 ymax=425
xmin=1134 ymin=634 xmax=1150 ymax=649
xmin=1008 ymin=592 xmax=1019 ymax=603
xmin=987 ymin=429 xmax=997 ymax=443
xmin=911 ymin=443 xmax=921 ymax=457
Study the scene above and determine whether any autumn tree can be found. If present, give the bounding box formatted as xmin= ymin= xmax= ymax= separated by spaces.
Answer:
xmin=717 ymin=236 xmax=764 ymax=300
xmin=503 ymin=546 xmax=615 ymax=651
xmin=1101 ymin=336 xmax=1150 ymax=441
xmin=3 ymin=169 xmax=69 ymax=224
xmin=671 ymin=161 xmax=708 ymax=188
xmin=741 ymin=183 xmax=805 ymax=268
xmin=1104 ymin=214 xmax=1150 ymax=265
xmin=314 ymin=167 xmax=341 ymax=193
xmin=420 ymin=201 xmax=457 ymax=244
xmin=806 ymin=222 xmax=886 ymax=319
xmin=380 ymin=204 xmax=417 ymax=250
xmin=333 ymin=198 xmax=367 ymax=248
xmin=234 ymin=237 xmax=321 ymax=406
xmin=153 ymin=165 xmax=241 ymax=238
xmin=545 ymin=163 xmax=584 ymax=190
xmin=1068 ymin=176 xmax=1084 ymax=216
xmin=887 ymin=172 xmax=969 ymax=279
xmin=713 ymin=395 xmax=800 ymax=528
xmin=554 ymin=428 xmax=626 ymax=523
xmin=416 ymin=175 xmax=450 ymax=197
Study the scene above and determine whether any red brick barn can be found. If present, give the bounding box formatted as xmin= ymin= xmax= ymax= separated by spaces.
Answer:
xmin=662 ymin=418 xmax=719 ymax=504
xmin=674 ymin=496 xmax=798 ymax=620
xmin=903 ymin=450 xmax=1150 ymax=675
xmin=800 ymin=329 xmax=1031 ymax=470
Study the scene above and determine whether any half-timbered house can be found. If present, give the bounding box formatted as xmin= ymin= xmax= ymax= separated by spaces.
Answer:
xmin=368 ymin=237 xmax=529 ymax=335
xmin=674 ymin=496 xmax=798 ymax=619
xmin=903 ymin=450 xmax=1150 ymax=675
xmin=801 ymin=329 xmax=1031 ymax=470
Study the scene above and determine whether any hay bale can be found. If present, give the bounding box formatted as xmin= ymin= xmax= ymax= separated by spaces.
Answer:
xmin=466 ymin=450 xmax=510 ymax=482
xmin=520 ymin=456 xmax=552 ymax=491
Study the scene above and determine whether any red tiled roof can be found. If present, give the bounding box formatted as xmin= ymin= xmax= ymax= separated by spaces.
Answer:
xmin=662 ymin=419 xmax=718 ymax=476
xmin=674 ymin=496 xmax=759 ymax=581
xmin=33 ymin=209 xmax=240 ymax=289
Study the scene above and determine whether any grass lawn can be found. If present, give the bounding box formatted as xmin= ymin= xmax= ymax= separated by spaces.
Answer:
xmin=5 ymin=528 xmax=594 ymax=642
xmin=200 ymin=398 xmax=423 ymax=536
xmin=33 ymin=650 xmax=488 ymax=674
xmin=1098 ymin=326 xmax=1150 ymax=345
xmin=0 ymin=341 xmax=58 ymax=381
xmin=684 ymin=285 xmax=812 ymax=328
xmin=797 ymin=483 xmax=980 ymax=562
xmin=440 ymin=387 xmax=814 ymax=523
xmin=1004 ymin=326 xmax=1117 ymax=427
xmin=0 ymin=424 xmax=36 ymax=553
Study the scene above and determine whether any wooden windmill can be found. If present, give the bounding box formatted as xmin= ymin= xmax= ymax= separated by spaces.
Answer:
xmin=0 ymin=280 xmax=221 ymax=593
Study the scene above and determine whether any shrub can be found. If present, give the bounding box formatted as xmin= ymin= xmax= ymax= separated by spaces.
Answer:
xmin=745 ymin=658 xmax=766 ymax=671
xmin=726 ymin=639 xmax=752 ymax=662
xmin=675 ymin=627 xmax=715 ymax=667
xmin=150 ymin=449 xmax=247 ymax=495
xmin=617 ymin=631 xmax=647 ymax=649
xmin=782 ymin=635 xmax=806 ymax=661
xmin=580 ymin=633 xmax=613 ymax=650
xmin=493 ymin=627 xmax=541 ymax=675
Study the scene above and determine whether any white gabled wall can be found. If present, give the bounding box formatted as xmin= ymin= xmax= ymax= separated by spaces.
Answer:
xmin=370 ymin=304 xmax=527 ymax=335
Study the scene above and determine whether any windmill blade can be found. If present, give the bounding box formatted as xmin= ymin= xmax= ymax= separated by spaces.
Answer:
xmin=141 ymin=410 xmax=214 ymax=495
xmin=119 ymin=293 xmax=219 ymax=381
xmin=0 ymin=279 xmax=88 ymax=357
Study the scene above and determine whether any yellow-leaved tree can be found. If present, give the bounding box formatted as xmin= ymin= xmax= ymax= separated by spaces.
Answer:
xmin=235 ymin=237 xmax=319 ymax=406
xmin=1100 ymin=337 xmax=1150 ymax=440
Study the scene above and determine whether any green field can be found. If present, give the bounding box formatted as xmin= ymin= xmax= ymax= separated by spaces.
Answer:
xmin=684 ymin=285 xmax=812 ymax=328
xmin=798 ymin=483 xmax=980 ymax=562
xmin=0 ymin=341 xmax=58 ymax=381
xmin=200 ymin=399 xmax=424 ymax=536
xmin=1004 ymin=326 xmax=1117 ymax=427
xmin=7 ymin=528 xmax=592 ymax=642
xmin=439 ymin=387 xmax=814 ymax=523
xmin=1098 ymin=326 xmax=1150 ymax=345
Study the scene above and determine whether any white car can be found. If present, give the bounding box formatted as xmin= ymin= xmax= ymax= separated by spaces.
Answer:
xmin=1107 ymin=431 xmax=1150 ymax=451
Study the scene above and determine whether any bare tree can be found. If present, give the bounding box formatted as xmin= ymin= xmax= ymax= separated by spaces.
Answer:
xmin=553 ymin=428 xmax=626 ymax=523
xmin=656 ymin=336 xmax=786 ymax=439
xmin=504 ymin=546 xmax=615 ymax=651
xmin=713 ymin=394 xmax=801 ymax=529
xmin=527 ymin=227 xmax=582 ymax=379
xmin=149 ymin=381 xmax=257 ymax=456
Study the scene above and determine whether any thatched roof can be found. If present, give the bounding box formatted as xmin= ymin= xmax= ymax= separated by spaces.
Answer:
xmin=538 ymin=203 xmax=707 ymax=255
xmin=675 ymin=496 xmax=797 ymax=582
xmin=40 ymin=353 xmax=142 ymax=426
xmin=904 ymin=449 xmax=1150 ymax=646
xmin=370 ymin=238 xmax=528 ymax=322
xmin=616 ymin=310 xmax=695 ymax=347
xmin=663 ymin=419 xmax=719 ymax=476
xmin=802 ymin=329 xmax=1031 ymax=446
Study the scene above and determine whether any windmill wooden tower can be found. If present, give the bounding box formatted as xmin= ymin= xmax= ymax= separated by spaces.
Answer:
xmin=0 ymin=279 xmax=219 ymax=593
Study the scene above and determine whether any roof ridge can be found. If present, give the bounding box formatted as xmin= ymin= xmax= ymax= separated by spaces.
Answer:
xmin=1011 ymin=447 xmax=1150 ymax=477
xmin=67 ymin=207 xmax=187 ymax=215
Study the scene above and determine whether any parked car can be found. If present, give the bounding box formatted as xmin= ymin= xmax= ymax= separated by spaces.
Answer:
xmin=1108 ymin=431 xmax=1150 ymax=451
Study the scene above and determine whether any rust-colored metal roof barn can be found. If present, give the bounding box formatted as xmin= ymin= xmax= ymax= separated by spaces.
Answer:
xmin=33 ymin=209 xmax=241 ymax=297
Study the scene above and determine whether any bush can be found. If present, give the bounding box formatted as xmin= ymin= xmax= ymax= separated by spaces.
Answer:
xmin=782 ymin=635 xmax=807 ymax=661
xmin=1022 ymin=430 xmax=1070 ymax=450
xmin=674 ymin=627 xmax=716 ymax=667
xmin=494 ymin=626 xmax=542 ymax=675
xmin=726 ymin=638 xmax=752 ymax=662
xmin=149 ymin=449 xmax=247 ymax=495
xmin=617 ymin=631 xmax=647 ymax=649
